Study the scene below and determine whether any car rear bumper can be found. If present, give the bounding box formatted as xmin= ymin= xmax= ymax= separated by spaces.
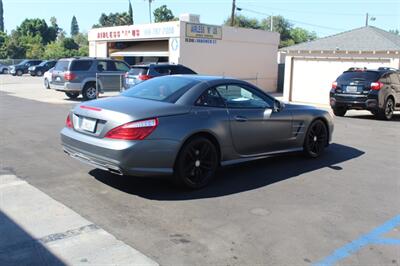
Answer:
xmin=330 ymin=95 xmax=378 ymax=110
xmin=52 ymin=82 xmax=81 ymax=92
xmin=60 ymin=127 xmax=179 ymax=177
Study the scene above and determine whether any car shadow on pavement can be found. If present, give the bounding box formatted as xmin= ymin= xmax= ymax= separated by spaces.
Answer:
xmin=344 ymin=113 xmax=400 ymax=122
xmin=91 ymin=143 xmax=364 ymax=200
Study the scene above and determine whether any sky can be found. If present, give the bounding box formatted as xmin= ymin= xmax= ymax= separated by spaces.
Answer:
xmin=2 ymin=0 xmax=400 ymax=38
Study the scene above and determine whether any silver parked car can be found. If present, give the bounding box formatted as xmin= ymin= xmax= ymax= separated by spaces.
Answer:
xmin=51 ymin=57 xmax=131 ymax=100
xmin=0 ymin=63 xmax=9 ymax=74
xmin=61 ymin=76 xmax=334 ymax=188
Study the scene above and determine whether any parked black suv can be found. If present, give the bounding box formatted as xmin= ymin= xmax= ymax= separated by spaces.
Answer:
xmin=29 ymin=60 xmax=57 ymax=76
xmin=330 ymin=67 xmax=400 ymax=120
xmin=9 ymin=60 xmax=43 ymax=76
xmin=124 ymin=63 xmax=197 ymax=89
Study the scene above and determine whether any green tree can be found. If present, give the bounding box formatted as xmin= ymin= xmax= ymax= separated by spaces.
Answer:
xmin=19 ymin=34 xmax=44 ymax=58
xmin=223 ymin=15 xmax=261 ymax=29
xmin=2 ymin=32 xmax=26 ymax=59
xmin=128 ymin=0 xmax=134 ymax=24
xmin=93 ymin=12 xmax=132 ymax=28
xmin=62 ymin=37 xmax=79 ymax=50
xmin=70 ymin=15 xmax=79 ymax=36
xmin=290 ymin=27 xmax=317 ymax=44
xmin=0 ymin=0 xmax=4 ymax=32
xmin=153 ymin=5 xmax=176 ymax=23
xmin=0 ymin=31 xmax=8 ymax=58
xmin=16 ymin=18 xmax=56 ymax=44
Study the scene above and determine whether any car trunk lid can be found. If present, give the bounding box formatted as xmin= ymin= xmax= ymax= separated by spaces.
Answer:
xmin=71 ymin=96 xmax=191 ymax=138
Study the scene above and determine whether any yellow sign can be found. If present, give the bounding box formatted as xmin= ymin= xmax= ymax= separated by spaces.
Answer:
xmin=185 ymin=23 xmax=222 ymax=40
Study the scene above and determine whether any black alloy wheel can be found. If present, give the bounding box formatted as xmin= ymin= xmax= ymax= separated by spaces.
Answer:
xmin=174 ymin=137 xmax=218 ymax=189
xmin=376 ymin=98 xmax=394 ymax=120
xmin=332 ymin=107 xmax=347 ymax=117
xmin=304 ymin=120 xmax=328 ymax=158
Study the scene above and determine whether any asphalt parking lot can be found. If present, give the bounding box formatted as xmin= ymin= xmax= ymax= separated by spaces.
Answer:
xmin=1 ymin=75 xmax=399 ymax=265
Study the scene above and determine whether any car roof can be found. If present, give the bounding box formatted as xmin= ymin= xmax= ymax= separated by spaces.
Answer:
xmin=343 ymin=67 xmax=399 ymax=75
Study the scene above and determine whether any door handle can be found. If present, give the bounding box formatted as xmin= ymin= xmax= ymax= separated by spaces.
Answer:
xmin=234 ymin=115 xmax=248 ymax=122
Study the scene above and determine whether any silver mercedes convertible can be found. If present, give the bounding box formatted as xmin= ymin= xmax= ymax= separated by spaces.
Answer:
xmin=61 ymin=75 xmax=334 ymax=188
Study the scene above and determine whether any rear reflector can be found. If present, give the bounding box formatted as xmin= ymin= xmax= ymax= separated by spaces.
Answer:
xmin=371 ymin=82 xmax=384 ymax=90
xmin=105 ymin=118 xmax=158 ymax=140
xmin=80 ymin=105 xmax=102 ymax=111
xmin=138 ymin=74 xmax=152 ymax=81
xmin=66 ymin=114 xmax=73 ymax=128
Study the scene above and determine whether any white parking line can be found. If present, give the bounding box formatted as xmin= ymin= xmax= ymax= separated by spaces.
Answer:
xmin=0 ymin=174 xmax=158 ymax=265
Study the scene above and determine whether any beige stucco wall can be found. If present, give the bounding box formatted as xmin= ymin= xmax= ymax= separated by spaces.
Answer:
xmin=179 ymin=22 xmax=280 ymax=92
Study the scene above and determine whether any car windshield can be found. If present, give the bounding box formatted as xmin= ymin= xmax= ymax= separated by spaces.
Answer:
xmin=337 ymin=71 xmax=380 ymax=82
xmin=17 ymin=60 xmax=29 ymax=66
xmin=121 ymin=76 xmax=199 ymax=102
xmin=38 ymin=61 xmax=48 ymax=66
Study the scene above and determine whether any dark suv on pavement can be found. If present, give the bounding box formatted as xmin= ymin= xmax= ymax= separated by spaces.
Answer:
xmin=9 ymin=60 xmax=43 ymax=76
xmin=29 ymin=60 xmax=57 ymax=76
xmin=51 ymin=57 xmax=131 ymax=100
xmin=330 ymin=67 xmax=400 ymax=120
xmin=124 ymin=63 xmax=197 ymax=89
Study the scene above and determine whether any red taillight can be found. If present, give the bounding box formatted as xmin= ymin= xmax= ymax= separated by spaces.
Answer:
xmin=66 ymin=114 xmax=73 ymax=128
xmin=138 ymin=74 xmax=152 ymax=81
xmin=64 ymin=71 xmax=76 ymax=81
xmin=371 ymin=81 xmax=384 ymax=90
xmin=105 ymin=118 xmax=158 ymax=140
xmin=331 ymin=81 xmax=338 ymax=89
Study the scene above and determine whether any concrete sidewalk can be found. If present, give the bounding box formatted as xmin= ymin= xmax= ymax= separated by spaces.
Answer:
xmin=0 ymin=172 xmax=158 ymax=265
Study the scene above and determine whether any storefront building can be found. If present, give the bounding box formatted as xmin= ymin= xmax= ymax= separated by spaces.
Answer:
xmin=88 ymin=15 xmax=280 ymax=92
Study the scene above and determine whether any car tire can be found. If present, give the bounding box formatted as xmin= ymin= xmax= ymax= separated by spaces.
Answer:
xmin=303 ymin=120 xmax=328 ymax=158
xmin=332 ymin=107 xmax=347 ymax=117
xmin=44 ymin=78 xmax=50 ymax=89
xmin=36 ymin=70 xmax=43 ymax=76
xmin=16 ymin=70 xmax=23 ymax=76
xmin=65 ymin=92 xmax=80 ymax=99
xmin=82 ymin=83 xmax=97 ymax=101
xmin=173 ymin=137 xmax=219 ymax=189
xmin=376 ymin=98 xmax=394 ymax=120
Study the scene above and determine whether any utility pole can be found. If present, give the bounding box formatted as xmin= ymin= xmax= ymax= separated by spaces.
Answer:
xmin=365 ymin=13 xmax=369 ymax=26
xmin=270 ymin=15 xmax=273 ymax=31
xmin=230 ymin=0 xmax=236 ymax=26
xmin=147 ymin=0 xmax=153 ymax=23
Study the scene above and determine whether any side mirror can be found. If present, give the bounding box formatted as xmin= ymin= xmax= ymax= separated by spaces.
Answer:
xmin=273 ymin=100 xmax=284 ymax=112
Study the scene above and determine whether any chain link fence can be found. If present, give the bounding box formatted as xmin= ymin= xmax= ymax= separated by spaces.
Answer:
xmin=95 ymin=73 xmax=126 ymax=99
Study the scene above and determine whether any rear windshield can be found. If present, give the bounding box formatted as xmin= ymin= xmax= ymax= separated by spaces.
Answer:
xmin=70 ymin=60 xmax=93 ymax=71
xmin=38 ymin=61 xmax=48 ymax=66
xmin=54 ymin=60 xmax=70 ymax=71
xmin=121 ymin=76 xmax=198 ymax=102
xmin=129 ymin=67 xmax=148 ymax=75
xmin=337 ymin=71 xmax=380 ymax=83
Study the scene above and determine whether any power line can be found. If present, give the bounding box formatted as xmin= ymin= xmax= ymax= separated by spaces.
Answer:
xmin=237 ymin=7 xmax=346 ymax=31
xmin=244 ymin=3 xmax=399 ymax=17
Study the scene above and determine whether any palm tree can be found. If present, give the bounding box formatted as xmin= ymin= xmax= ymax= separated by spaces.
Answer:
xmin=145 ymin=0 xmax=154 ymax=23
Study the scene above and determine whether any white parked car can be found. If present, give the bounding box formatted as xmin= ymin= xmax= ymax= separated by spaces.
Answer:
xmin=43 ymin=67 xmax=54 ymax=89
